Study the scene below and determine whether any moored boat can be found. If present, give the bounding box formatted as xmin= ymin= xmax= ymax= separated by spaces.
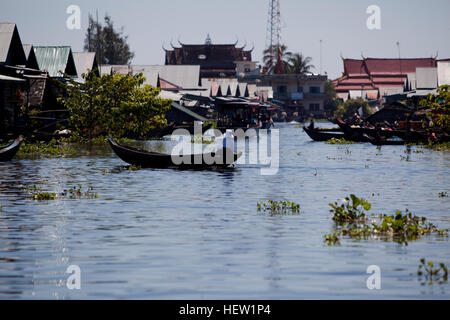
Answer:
xmin=303 ymin=127 xmax=345 ymax=142
xmin=0 ymin=136 xmax=24 ymax=161
xmin=108 ymin=137 xmax=241 ymax=168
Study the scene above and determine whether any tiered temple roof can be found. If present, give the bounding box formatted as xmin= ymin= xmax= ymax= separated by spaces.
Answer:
xmin=164 ymin=37 xmax=253 ymax=78
xmin=334 ymin=57 xmax=437 ymax=99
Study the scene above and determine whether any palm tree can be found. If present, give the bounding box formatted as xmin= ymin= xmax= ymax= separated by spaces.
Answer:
xmin=287 ymin=53 xmax=314 ymax=75
xmin=263 ymin=44 xmax=292 ymax=74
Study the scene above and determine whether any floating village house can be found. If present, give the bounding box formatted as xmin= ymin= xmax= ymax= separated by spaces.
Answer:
xmin=0 ymin=23 xmax=29 ymax=134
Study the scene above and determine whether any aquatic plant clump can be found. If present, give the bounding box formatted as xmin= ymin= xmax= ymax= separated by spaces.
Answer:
xmin=372 ymin=210 xmax=449 ymax=242
xmin=17 ymin=139 xmax=74 ymax=159
xmin=325 ymin=138 xmax=356 ymax=145
xmin=418 ymin=259 xmax=449 ymax=286
xmin=325 ymin=195 xmax=448 ymax=245
xmin=25 ymin=185 xmax=99 ymax=201
xmin=257 ymin=200 xmax=301 ymax=215
xmin=329 ymin=194 xmax=371 ymax=223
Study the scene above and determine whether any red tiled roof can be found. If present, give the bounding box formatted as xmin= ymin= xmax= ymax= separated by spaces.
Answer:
xmin=335 ymin=85 xmax=376 ymax=91
xmin=364 ymin=58 xmax=436 ymax=75
xmin=338 ymin=78 xmax=372 ymax=85
xmin=371 ymin=76 xmax=406 ymax=84
xmin=344 ymin=59 xmax=368 ymax=76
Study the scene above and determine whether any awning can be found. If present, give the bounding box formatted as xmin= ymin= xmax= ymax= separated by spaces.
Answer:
xmin=171 ymin=102 xmax=208 ymax=122
xmin=0 ymin=74 xmax=26 ymax=82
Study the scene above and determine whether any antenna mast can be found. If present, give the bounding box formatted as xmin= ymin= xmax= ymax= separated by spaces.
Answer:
xmin=265 ymin=0 xmax=282 ymax=74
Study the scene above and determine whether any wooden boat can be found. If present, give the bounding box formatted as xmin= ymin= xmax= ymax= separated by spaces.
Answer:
xmin=108 ymin=137 xmax=242 ymax=168
xmin=336 ymin=118 xmax=429 ymax=143
xmin=364 ymin=134 xmax=407 ymax=146
xmin=303 ymin=127 xmax=345 ymax=142
xmin=0 ymin=136 xmax=23 ymax=161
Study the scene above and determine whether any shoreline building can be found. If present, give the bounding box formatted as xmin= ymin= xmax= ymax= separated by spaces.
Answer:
xmin=333 ymin=57 xmax=438 ymax=101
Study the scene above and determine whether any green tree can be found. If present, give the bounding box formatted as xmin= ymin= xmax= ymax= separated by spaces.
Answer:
xmin=263 ymin=44 xmax=292 ymax=74
xmin=58 ymin=72 xmax=171 ymax=139
xmin=287 ymin=53 xmax=314 ymax=75
xmin=334 ymin=98 xmax=371 ymax=119
xmin=324 ymin=80 xmax=341 ymax=113
xmin=420 ymin=85 xmax=450 ymax=133
xmin=84 ymin=14 xmax=134 ymax=65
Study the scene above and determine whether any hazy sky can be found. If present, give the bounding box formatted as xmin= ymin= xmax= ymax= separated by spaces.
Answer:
xmin=2 ymin=0 xmax=449 ymax=78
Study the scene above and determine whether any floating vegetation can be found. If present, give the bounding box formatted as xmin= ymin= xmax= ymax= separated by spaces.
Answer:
xmin=324 ymin=232 xmax=340 ymax=246
xmin=25 ymin=185 xmax=99 ymax=200
xmin=325 ymin=195 xmax=448 ymax=246
xmin=257 ymin=200 xmax=300 ymax=215
xmin=128 ymin=164 xmax=142 ymax=171
xmin=17 ymin=139 xmax=74 ymax=159
xmin=424 ymin=142 xmax=450 ymax=152
xmin=418 ymin=259 xmax=448 ymax=286
xmin=325 ymin=138 xmax=356 ymax=145
xmin=438 ymin=192 xmax=448 ymax=198
xmin=329 ymin=194 xmax=371 ymax=223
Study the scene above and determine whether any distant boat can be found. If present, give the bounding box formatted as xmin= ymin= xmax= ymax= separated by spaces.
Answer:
xmin=0 ymin=136 xmax=23 ymax=161
xmin=108 ymin=137 xmax=241 ymax=168
xmin=364 ymin=134 xmax=407 ymax=146
xmin=303 ymin=127 xmax=345 ymax=142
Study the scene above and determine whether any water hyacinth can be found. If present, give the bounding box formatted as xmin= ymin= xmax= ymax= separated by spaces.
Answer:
xmin=257 ymin=200 xmax=301 ymax=216
xmin=325 ymin=195 xmax=448 ymax=246
xmin=25 ymin=185 xmax=99 ymax=200
xmin=418 ymin=259 xmax=449 ymax=286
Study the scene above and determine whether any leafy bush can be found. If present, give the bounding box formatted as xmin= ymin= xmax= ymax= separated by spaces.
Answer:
xmin=59 ymin=72 xmax=172 ymax=139
xmin=420 ymin=85 xmax=450 ymax=134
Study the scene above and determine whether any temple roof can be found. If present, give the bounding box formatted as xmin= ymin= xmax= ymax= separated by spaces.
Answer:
xmin=164 ymin=39 xmax=253 ymax=77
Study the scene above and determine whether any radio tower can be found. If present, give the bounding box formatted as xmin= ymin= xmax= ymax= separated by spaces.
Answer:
xmin=265 ymin=0 xmax=283 ymax=74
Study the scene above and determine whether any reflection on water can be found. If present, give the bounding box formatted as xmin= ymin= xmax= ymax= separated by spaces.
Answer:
xmin=0 ymin=123 xmax=449 ymax=299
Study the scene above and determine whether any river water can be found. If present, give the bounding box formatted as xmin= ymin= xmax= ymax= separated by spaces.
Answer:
xmin=0 ymin=123 xmax=449 ymax=299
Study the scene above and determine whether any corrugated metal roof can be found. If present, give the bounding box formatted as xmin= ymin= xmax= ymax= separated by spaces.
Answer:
xmin=34 ymin=46 xmax=77 ymax=77
xmin=22 ymin=44 xmax=32 ymax=59
xmin=132 ymin=65 xmax=200 ymax=89
xmin=416 ymin=67 xmax=438 ymax=89
xmin=0 ymin=23 xmax=15 ymax=63
xmin=437 ymin=61 xmax=450 ymax=86
xmin=73 ymin=52 xmax=98 ymax=80
xmin=0 ymin=23 xmax=26 ymax=65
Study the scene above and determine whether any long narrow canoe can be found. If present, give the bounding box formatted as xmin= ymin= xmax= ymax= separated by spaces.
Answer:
xmin=364 ymin=134 xmax=407 ymax=146
xmin=303 ymin=127 xmax=345 ymax=142
xmin=0 ymin=136 xmax=23 ymax=161
xmin=108 ymin=137 xmax=242 ymax=168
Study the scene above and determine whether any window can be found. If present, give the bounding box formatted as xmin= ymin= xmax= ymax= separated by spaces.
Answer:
xmin=297 ymin=86 xmax=303 ymax=93
xmin=309 ymin=104 xmax=320 ymax=111
xmin=309 ymin=86 xmax=320 ymax=94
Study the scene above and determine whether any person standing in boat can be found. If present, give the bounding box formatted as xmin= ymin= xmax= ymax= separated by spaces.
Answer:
xmin=309 ymin=118 xmax=315 ymax=130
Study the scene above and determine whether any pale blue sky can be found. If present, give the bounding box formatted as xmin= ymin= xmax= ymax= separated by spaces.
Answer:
xmin=2 ymin=0 xmax=449 ymax=78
